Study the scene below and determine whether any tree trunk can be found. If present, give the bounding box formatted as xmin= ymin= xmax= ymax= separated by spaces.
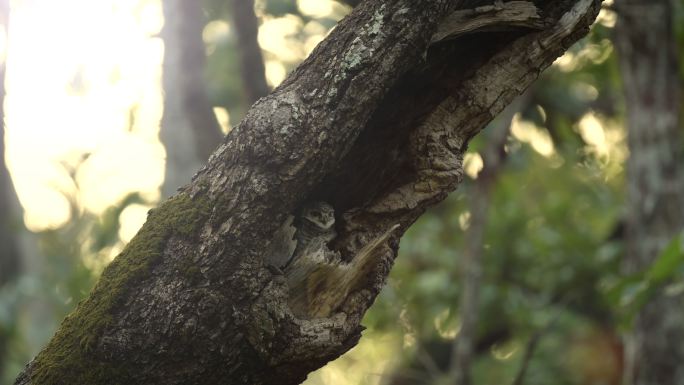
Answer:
xmin=0 ymin=0 xmax=21 ymax=377
xmin=160 ymin=0 xmax=224 ymax=198
xmin=14 ymin=1 xmax=601 ymax=384
xmin=230 ymin=0 xmax=269 ymax=106
xmin=0 ymin=0 xmax=16 ymax=289
xmin=615 ymin=1 xmax=684 ymax=384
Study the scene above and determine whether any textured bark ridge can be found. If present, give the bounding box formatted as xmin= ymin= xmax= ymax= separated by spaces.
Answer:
xmin=15 ymin=1 xmax=601 ymax=384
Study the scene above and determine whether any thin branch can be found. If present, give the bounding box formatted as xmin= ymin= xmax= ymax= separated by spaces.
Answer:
xmin=449 ymin=95 xmax=526 ymax=385
xmin=415 ymin=344 xmax=443 ymax=380
xmin=510 ymin=310 xmax=562 ymax=385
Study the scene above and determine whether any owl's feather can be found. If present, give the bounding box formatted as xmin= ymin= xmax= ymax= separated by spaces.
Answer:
xmin=289 ymin=201 xmax=337 ymax=267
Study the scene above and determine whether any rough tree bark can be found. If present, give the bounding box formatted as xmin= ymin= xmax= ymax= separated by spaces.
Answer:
xmin=615 ymin=1 xmax=684 ymax=384
xmin=160 ymin=0 xmax=224 ymax=198
xmin=15 ymin=1 xmax=601 ymax=384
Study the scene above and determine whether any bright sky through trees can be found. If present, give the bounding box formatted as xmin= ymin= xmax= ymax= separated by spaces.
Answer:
xmin=5 ymin=0 xmax=165 ymax=236
xmin=3 ymin=0 xmax=339 ymax=241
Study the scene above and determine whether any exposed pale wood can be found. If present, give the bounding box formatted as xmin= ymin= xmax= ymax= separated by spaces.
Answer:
xmin=431 ymin=1 xmax=548 ymax=44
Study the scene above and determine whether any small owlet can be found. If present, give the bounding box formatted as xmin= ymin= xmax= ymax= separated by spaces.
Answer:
xmin=288 ymin=201 xmax=337 ymax=266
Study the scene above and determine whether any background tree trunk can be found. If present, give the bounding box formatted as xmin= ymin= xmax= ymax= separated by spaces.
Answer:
xmin=0 ymin=0 xmax=16 ymax=288
xmin=160 ymin=0 xmax=224 ymax=198
xmin=615 ymin=1 xmax=684 ymax=384
xmin=230 ymin=0 xmax=269 ymax=106
xmin=0 ymin=0 xmax=21 ymax=377
xmin=14 ymin=1 xmax=601 ymax=384
xmin=450 ymin=95 xmax=522 ymax=385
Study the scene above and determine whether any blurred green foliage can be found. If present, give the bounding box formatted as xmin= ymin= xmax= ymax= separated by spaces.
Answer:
xmin=0 ymin=158 xmax=145 ymax=384
xmin=357 ymin=7 xmax=684 ymax=385
xmin=202 ymin=0 xmax=349 ymax=123
xmin=604 ymin=235 xmax=684 ymax=330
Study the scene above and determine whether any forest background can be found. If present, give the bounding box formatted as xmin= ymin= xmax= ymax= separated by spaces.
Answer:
xmin=1 ymin=0 xmax=683 ymax=384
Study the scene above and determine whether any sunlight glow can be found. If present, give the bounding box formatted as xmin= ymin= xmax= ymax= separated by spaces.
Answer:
xmin=297 ymin=0 xmax=335 ymax=18
xmin=298 ymin=0 xmax=348 ymax=20
xmin=597 ymin=1 xmax=616 ymax=28
xmin=6 ymin=0 xmax=164 ymax=231
xmin=583 ymin=39 xmax=613 ymax=65
xmin=213 ymin=107 xmax=232 ymax=134
xmin=302 ymin=21 xmax=328 ymax=55
xmin=463 ymin=152 xmax=483 ymax=179
xmin=265 ymin=59 xmax=288 ymax=87
xmin=119 ymin=203 xmax=154 ymax=243
xmin=554 ymin=39 xmax=612 ymax=73
xmin=306 ymin=331 xmax=402 ymax=385
xmin=256 ymin=3 xmax=345 ymax=89
xmin=76 ymin=135 xmax=164 ymax=213
xmin=576 ymin=112 xmax=627 ymax=179
xmin=203 ymin=20 xmax=231 ymax=56
xmin=554 ymin=51 xmax=576 ymax=72
xmin=258 ymin=15 xmax=305 ymax=62
xmin=434 ymin=308 xmax=459 ymax=339
xmin=571 ymin=82 xmax=599 ymax=102
xmin=510 ymin=113 xmax=555 ymax=157
xmin=536 ymin=104 xmax=547 ymax=122
xmin=578 ymin=113 xmax=607 ymax=154
xmin=403 ymin=333 xmax=416 ymax=348
xmin=0 ymin=27 xmax=7 ymax=62
xmin=458 ymin=211 xmax=471 ymax=231
xmin=491 ymin=341 xmax=519 ymax=361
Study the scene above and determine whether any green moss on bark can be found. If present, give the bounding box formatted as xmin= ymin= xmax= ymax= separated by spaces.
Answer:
xmin=28 ymin=193 xmax=210 ymax=384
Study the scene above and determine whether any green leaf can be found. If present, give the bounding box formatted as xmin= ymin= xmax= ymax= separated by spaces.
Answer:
xmin=645 ymin=234 xmax=684 ymax=284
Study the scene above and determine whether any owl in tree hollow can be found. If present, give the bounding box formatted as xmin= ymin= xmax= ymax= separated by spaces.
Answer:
xmin=289 ymin=201 xmax=337 ymax=266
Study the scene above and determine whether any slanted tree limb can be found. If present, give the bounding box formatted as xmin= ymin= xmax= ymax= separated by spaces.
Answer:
xmin=15 ymin=1 xmax=601 ymax=384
